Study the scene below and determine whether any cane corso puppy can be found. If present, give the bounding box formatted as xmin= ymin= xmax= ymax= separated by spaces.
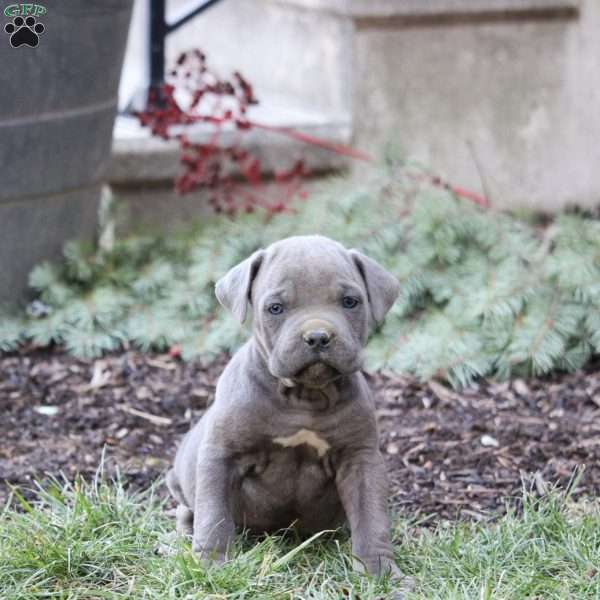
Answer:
xmin=167 ymin=235 xmax=402 ymax=578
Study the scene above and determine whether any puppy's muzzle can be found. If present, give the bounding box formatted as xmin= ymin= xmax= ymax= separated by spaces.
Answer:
xmin=268 ymin=315 xmax=362 ymax=383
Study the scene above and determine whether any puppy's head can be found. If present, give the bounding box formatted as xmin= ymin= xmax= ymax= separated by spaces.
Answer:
xmin=216 ymin=235 xmax=399 ymax=388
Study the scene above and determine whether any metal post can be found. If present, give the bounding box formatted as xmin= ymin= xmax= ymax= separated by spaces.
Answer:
xmin=149 ymin=0 xmax=166 ymax=103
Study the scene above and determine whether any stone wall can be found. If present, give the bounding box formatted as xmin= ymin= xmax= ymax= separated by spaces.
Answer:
xmin=278 ymin=0 xmax=597 ymax=211
xmin=347 ymin=0 xmax=597 ymax=211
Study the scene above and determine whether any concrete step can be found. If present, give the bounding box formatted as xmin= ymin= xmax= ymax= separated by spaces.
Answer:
xmin=109 ymin=94 xmax=352 ymax=186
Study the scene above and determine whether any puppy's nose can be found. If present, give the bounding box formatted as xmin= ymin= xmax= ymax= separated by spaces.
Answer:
xmin=303 ymin=329 xmax=332 ymax=349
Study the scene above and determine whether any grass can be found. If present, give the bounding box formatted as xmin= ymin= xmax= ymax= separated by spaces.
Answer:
xmin=1 ymin=473 xmax=600 ymax=599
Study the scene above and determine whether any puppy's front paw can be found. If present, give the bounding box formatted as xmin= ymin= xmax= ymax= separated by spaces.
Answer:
xmin=353 ymin=555 xmax=414 ymax=596
xmin=352 ymin=554 xmax=399 ymax=578
xmin=192 ymin=543 xmax=228 ymax=568
xmin=370 ymin=561 xmax=415 ymax=600
xmin=389 ymin=574 xmax=416 ymax=600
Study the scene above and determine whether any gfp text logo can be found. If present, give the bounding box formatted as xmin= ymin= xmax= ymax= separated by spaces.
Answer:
xmin=4 ymin=3 xmax=46 ymax=47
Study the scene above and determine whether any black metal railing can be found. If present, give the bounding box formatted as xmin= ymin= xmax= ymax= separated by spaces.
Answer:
xmin=149 ymin=0 xmax=224 ymax=102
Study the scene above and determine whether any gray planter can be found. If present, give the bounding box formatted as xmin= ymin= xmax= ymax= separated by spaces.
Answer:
xmin=0 ymin=0 xmax=132 ymax=306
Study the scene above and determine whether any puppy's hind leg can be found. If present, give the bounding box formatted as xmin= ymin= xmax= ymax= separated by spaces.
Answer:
xmin=166 ymin=468 xmax=194 ymax=535
xmin=175 ymin=504 xmax=194 ymax=535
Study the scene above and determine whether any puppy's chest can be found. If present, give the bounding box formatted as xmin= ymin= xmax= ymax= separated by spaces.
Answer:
xmin=273 ymin=428 xmax=331 ymax=457
xmin=235 ymin=428 xmax=336 ymax=481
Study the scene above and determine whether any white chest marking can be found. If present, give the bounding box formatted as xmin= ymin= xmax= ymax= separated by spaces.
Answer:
xmin=273 ymin=429 xmax=331 ymax=457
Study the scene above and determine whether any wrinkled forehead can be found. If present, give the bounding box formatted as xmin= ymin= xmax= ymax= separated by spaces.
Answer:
xmin=254 ymin=237 xmax=362 ymax=298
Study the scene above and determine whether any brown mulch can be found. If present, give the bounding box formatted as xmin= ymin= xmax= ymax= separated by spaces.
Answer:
xmin=1 ymin=348 xmax=600 ymax=520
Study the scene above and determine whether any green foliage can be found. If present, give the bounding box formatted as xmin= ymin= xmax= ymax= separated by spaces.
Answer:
xmin=0 ymin=316 xmax=23 ymax=352
xmin=1 ymin=165 xmax=599 ymax=386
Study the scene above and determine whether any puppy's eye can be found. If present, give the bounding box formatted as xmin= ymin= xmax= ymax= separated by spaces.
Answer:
xmin=267 ymin=303 xmax=284 ymax=315
xmin=342 ymin=296 xmax=359 ymax=309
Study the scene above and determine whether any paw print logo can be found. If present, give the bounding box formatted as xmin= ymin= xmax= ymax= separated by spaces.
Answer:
xmin=4 ymin=15 xmax=44 ymax=48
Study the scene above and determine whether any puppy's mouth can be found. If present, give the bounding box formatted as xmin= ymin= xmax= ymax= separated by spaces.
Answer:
xmin=287 ymin=361 xmax=342 ymax=388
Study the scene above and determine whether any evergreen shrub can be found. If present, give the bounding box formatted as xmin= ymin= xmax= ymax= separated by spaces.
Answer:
xmin=2 ymin=165 xmax=599 ymax=387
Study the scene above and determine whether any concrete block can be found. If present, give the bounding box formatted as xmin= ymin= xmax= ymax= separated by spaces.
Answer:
xmin=352 ymin=0 xmax=600 ymax=211
xmin=0 ymin=186 xmax=100 ymax=306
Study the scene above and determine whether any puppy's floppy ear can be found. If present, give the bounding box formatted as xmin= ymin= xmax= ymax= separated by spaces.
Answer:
xmin=215 ymin=249 xmax=265 ymax=323
xmin=349 ymin=249 xmax=400 ymax=327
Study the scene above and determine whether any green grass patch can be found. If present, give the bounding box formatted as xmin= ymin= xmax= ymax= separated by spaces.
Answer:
xmin=2 ymin=474 xmax=600 ymax=599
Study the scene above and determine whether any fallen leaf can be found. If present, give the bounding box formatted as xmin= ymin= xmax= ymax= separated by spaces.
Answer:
xmin=89 ymin=360 xmax=112 ymax=389
xmin=33 ymin=405 xmax=59 ymax=416
xmin=386 ymin=442 xmax=400 ymax=455
xmin=480 ymin=434 xmax=499 ymax=448
xmin=512 ymin=379 xmax=530 ymax=396
xmin=115 ymin=427 xmax=129 ymax=439
xmin=136 ymin=386 xmax=153 ymax=400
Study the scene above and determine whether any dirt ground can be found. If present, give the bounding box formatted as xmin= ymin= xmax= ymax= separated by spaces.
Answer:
xmin=1 ymin=348 xmax=600 ymax=520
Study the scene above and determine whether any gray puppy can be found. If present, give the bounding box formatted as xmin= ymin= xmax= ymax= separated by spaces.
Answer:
xmin=167 ymin=234 xmax=401 ymax=577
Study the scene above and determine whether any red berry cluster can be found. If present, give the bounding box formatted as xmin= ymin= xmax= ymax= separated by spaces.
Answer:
xmin=135 ymin=50 xmax=310 ymax=216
